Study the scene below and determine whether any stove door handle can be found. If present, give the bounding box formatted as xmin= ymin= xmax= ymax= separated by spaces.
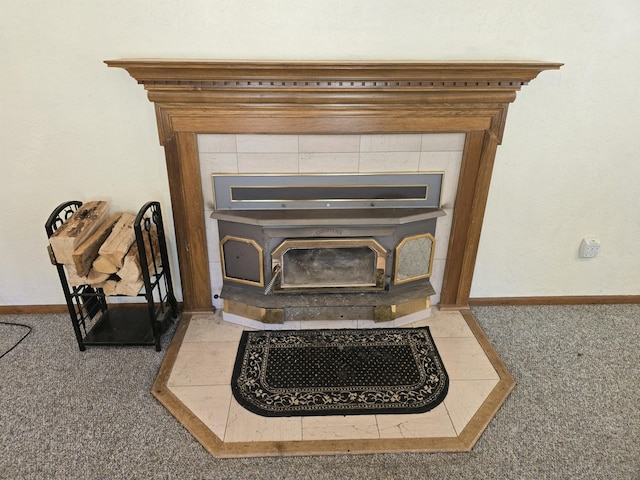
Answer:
xmin=264 ymin=264 xmax=282 ymax=295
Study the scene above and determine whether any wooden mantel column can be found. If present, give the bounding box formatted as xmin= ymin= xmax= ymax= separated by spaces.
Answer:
xmin=106 ymin=60 xmax=561 ymax=312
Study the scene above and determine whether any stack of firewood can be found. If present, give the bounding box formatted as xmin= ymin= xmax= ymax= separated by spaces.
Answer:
xmin=49 ymin=201 xmax=160 ymax=296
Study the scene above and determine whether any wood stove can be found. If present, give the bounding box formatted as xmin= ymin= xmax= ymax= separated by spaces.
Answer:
xmin=212 ymin=173 xmax=444 ymax=323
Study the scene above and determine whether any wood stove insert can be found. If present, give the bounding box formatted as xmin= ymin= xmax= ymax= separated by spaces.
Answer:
xmin=212 ymin=173 xmax=445 ymax=323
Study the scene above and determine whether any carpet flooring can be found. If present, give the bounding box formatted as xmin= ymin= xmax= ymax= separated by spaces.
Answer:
xmin=0 ymin=305 xmax=638 ymax=479
xmin=0 ymin=321 xmax=31 ymax=359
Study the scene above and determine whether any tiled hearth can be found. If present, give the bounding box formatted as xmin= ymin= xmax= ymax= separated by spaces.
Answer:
xmin=151 ymin=132 xmax=514 ymax=457
xmin=153 ymin=309 xmax=514 ymax=457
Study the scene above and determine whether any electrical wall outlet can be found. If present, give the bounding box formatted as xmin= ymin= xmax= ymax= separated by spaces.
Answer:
xmin=579 ymin=238 xmax=600 ymax=258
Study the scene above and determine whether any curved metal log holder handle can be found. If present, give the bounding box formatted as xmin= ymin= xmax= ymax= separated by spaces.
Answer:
xmin=134 ymin=201 xmax=179 ymax=322
xmin=45 ymin=201 xmax=106 ymax=350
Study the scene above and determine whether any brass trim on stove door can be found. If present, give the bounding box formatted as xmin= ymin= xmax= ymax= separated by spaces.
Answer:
xmin=219 ymin=235 xmax=264 ymax=287
xmin=271 ymin=238 xmax=387 ymax=289
xmin=393 ymin=233 xmax=435 ymax=285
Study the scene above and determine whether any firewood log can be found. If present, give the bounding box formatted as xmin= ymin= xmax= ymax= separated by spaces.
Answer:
xmin=99 ymin=279 xmax=118 ymax=296
xmin=65 ymin=266 xmax=110 ymax=287
xmin=92 ymin=255 xmax=119 ymax=274
xmin=116 ymin=227 xmax=161 ymax=283
xmin=100 ymin=277 xmax=144 ymax=296
xmin=65 ymin=265 xmax=87 ymax=287
xmin=97 ymin=212 xmax=137 ymax=270
xmin=87 ymin=268 xmax=110 ymax=286
xmin=49 ymin=201 xmax=110 ymax=264
xmin=114 ymin=278 xmax=144 ymax=296
xmin=72 ymin=212 xmax=123 ymax=277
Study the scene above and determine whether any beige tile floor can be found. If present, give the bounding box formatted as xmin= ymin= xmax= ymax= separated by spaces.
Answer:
xmin=165 ymin=308 xmax=501 ymax=447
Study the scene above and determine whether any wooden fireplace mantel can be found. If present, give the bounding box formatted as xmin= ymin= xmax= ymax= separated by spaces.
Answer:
xmin=106 ymin=59 xmax=561 ymax=312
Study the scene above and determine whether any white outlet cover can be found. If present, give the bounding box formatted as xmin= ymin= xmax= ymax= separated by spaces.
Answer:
xmin=579 ymin=238 xmax=600 ymax=258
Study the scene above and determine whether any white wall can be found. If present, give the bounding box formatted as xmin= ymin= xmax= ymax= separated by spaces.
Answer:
xmin=2 ymin=1 xmax=639 ymax=305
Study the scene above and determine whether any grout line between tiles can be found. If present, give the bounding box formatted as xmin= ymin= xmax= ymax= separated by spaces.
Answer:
xmin=442 ymin=399 xmax=460 ymax=437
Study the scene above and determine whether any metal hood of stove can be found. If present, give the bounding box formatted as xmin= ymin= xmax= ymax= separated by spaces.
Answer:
xmin=211 ymin=207 xmax=445 ymax=227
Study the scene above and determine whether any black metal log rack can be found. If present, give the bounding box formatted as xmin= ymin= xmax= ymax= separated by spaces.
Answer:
xmin=45 ymin=201 xmax=179 ymax=351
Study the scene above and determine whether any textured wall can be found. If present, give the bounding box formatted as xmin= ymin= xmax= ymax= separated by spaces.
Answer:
xmin=1 ymin=1 xmax=639 ymax=305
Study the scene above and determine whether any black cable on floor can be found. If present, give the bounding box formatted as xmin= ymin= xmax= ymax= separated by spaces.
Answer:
xmin=0 ymin=321 xmax=33 ymax=360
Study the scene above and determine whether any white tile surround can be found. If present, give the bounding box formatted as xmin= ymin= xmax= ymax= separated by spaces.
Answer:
xmin=198 ymin=133 xmax=466 ymax=310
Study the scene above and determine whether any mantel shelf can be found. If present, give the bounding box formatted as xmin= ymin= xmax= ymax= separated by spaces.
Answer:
xmin=105 ymin=59 xmax=562 ymax=85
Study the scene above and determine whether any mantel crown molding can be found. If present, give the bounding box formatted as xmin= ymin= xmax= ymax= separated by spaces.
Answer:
xmin=106 ymin=59 xmax=562 ymax=92
xmin=106 ymin=59 xmax=562 ymax=144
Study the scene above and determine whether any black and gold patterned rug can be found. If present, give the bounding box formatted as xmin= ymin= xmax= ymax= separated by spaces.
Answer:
xmin=231 ymin=327 xmax=449 ymax=417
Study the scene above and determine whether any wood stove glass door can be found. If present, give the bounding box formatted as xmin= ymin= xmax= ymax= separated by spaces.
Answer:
xmin=271 ymin=239 xmax=386 ymax=290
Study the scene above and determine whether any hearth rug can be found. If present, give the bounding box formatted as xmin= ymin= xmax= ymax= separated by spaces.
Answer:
xmin=231 ymin=327 xmax=449 ymax=417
